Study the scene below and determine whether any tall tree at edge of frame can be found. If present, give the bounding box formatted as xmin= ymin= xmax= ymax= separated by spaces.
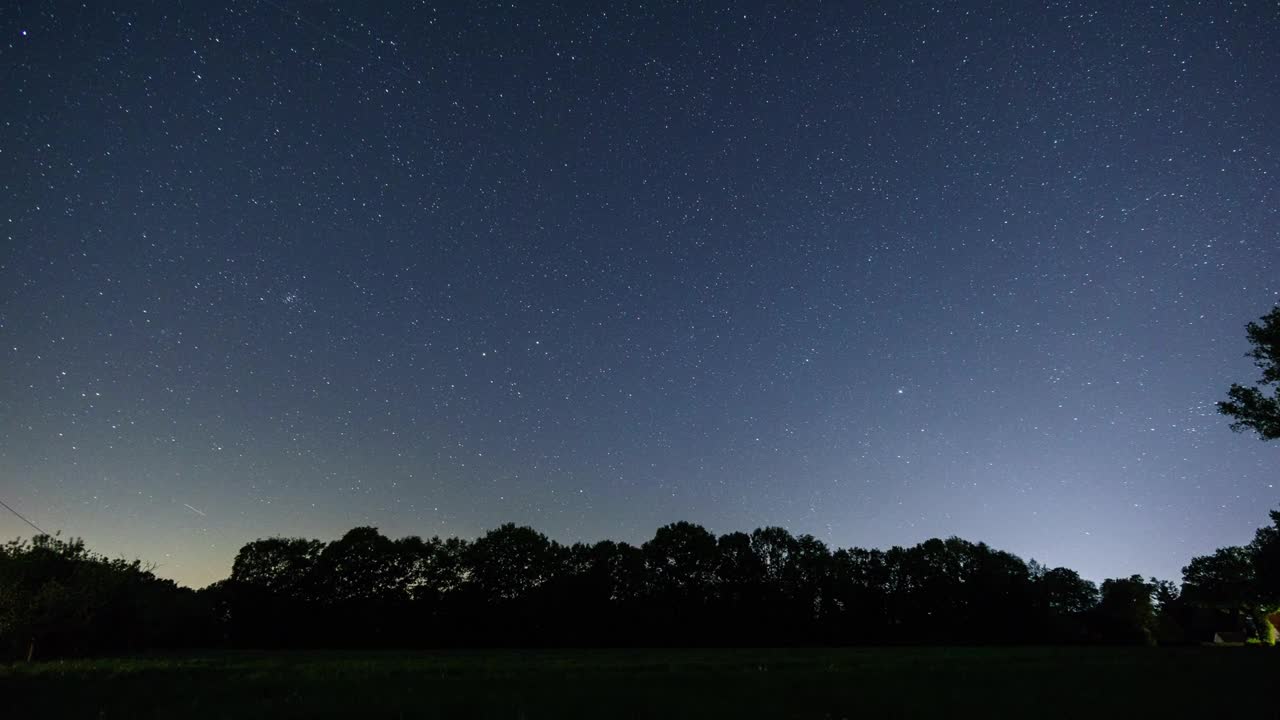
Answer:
xmin=1219 ymin=306 xmax=1280 ymax=440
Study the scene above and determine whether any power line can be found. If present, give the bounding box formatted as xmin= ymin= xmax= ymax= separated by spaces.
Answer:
xmin=0 ymin=497 xmax=49 ymax=536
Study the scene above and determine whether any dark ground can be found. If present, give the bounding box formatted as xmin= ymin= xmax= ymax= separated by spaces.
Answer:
xmin=2 ymin=646 xmax=1277 ymax=719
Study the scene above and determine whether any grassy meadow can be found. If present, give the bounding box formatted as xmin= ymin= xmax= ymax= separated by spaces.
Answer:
xmin=3 ymin=646 xmax=1276 ymax=718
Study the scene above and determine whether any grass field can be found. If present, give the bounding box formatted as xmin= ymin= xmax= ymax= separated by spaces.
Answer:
xmin=2 ymin=646 xmax=1277 ymax=718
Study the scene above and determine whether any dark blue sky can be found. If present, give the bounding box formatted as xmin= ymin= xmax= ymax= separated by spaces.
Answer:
xmin=2 ymin=1 xmax=1276 ymax=587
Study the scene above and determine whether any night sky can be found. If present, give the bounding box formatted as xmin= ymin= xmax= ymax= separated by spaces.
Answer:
xmin=2 ymin=1 xmax=1277 ymax=589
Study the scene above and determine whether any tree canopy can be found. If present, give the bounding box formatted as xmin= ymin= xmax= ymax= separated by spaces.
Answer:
xmin=0 ymin=535 xmax=209 ymax=660
xmin=7 ymin=510 xmax=1280 ymax=659
xmin=1219 ymin=305 xmax=1280 ymax=440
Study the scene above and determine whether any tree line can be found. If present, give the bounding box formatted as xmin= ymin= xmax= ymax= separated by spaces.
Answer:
xmin=2 ymin=511 xmax=1278 ymax=660
xmin=3 ymin=305 xmax=1278 ymax=660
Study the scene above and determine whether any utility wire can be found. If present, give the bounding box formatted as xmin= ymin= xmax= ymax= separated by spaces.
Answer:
xmin=0 ymin=497 xmax=49 ymax=536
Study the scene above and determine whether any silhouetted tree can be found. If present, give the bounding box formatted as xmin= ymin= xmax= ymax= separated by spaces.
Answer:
xmin=1029 ymin=565 xmax=1098 ymax=642
xmin=1250 ymin=511 xmax=1280 ymax=604
xmin=1034 ymin=566 xmax=1098 ymax=616
xmin=461 ymin=524 xmax=565 ymax=643
xmin=229 ymin=536 xmax=325 ymax=601
xmin=714 ymin=531 xmax=763 ymax=600
xmin=1219 ymin=305 xmax=1280 ymax=440
xmin=224 ymin=536 xmax=326 ymax=646
xmin=543 ymin=539 xmax=646 ymax=644
xmin=1248 ymin=510 xmax=1280 ymax=643
xmin=0 ymin=535 xmax=207 ymax=660
xmin=1171 ymin=512 xmax=1280 ymax=644
xmin=26 ymin=512 xmax=1280 ymax=657
xmin=746 ymin=527 xmax=802 ymax=639
xmin=319 ymin=527 xmax=415 ymax=601
xmin=1182 ymin=547 xmax=1255 ymax=618
xmin=1096 ymin=575 xmax=1158 ymax=645
xmin=466 ymin=523 xmax=562 ymax=604
xmin=643 ymin=522 xmax=718 ymax=600
xmin=706 ymin=528 xmax=837 ymax=643
xmin=582 ymin=540 xmax=646 ymax=605
xmin=641 ymin=522 xmax=718 ymax=641
xmin=829 ymin=547 xmax=892 ymax=642
xmin=312 ymin=527 xmax=426 ymax=644
xmin=889 ymin=539 xmax=967 ymax=638
xmin=1147 ymin=579 xmax=1190 ymax=644
xmin=961 ymin=542 xmax=1035 ymax=641
xmin=0 ymin=536 xmax=101 ymax=660
xmin=406 ymin=536 xmax=470 ymax=603
xmin=788 ymin=534 xmax=834 ymax=628
xmin=712 ymin=531 xmax=765 ymax=641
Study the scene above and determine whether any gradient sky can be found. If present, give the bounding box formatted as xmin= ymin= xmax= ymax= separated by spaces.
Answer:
xmin=2 ymin=1 xmax=1277 ymax=589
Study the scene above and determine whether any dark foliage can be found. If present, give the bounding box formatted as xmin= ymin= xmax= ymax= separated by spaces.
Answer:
xmin=0 ymin=535 xmax=212 ymax=660
xmin=1250 ymin=510 xmax=1280 ymax=607
xmin=1219 ymin=305 xmax=1280 ymax=440
xmin=208 ymin=523 xmax=1109 ymax=650
xmin=7 ymin=511 xmax=1280 ymax=659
